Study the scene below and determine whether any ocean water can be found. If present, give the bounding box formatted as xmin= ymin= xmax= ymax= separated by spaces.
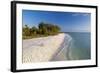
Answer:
xmin=50 ymin=32 xmax=91 ymax=61
xmin=67 ymin=32 xmax=91 ymax=60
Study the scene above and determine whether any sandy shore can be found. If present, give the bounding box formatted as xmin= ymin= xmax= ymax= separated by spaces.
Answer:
xmin=22 ymin=33 xmax=67 ymax=63
xmin=50 ymin=34 xmax=72 ymax=61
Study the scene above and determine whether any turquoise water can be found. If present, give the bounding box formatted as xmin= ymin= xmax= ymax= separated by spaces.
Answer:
xmin=67 ymin=32 xmax=91 ymax=60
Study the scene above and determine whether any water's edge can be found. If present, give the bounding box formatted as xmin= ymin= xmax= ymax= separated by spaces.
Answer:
xmin=50 ymin=32 xmax=91 ymax=61
xmin=50 ymin=34 xmax=72 ymax=61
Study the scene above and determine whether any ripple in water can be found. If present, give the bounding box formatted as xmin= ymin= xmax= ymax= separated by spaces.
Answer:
xmin=51 ymin=32 xmax=91 ymax=61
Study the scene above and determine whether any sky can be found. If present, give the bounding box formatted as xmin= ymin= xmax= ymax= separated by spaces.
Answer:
xmin=22 ymin=10 xmax=91 ymax=32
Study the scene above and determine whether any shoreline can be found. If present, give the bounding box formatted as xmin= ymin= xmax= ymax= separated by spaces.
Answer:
xmin=22 ymin=33 xmax=70 ymax=63
xmin=23 ymin=33 xmax=62 ymax=40
xmin=50 ymin=34 xmax=72 ymax=61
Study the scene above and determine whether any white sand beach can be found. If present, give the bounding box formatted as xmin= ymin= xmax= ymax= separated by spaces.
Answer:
xmin=22 ymin=33 xmax=71 ymax=63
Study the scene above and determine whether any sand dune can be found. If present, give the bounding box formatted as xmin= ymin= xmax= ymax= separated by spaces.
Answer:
xmin=22 ymin=33 xmax=69 ymax=63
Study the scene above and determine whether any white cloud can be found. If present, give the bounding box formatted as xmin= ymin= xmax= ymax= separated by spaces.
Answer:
xmin=72 ymin=13 xmax=89 ymax=17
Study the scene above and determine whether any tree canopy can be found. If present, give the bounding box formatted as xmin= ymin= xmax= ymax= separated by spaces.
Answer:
xmin=22 ymin=22 xmax=61 ymax=39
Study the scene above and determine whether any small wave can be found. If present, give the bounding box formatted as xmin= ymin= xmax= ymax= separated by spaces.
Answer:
xmin=50 ymin=34 xmax=73 ymax=61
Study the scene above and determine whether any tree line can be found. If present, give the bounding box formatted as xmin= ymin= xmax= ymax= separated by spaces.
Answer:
xmin=23 ymin=22 xmax=61 ymax=39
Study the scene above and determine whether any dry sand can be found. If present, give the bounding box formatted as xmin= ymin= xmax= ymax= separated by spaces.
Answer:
xmin=22 ymin=33 xmax=66 ymax=63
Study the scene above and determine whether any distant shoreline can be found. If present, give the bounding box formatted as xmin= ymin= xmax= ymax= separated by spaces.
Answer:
xmin=23 ymin=32 xmax=63 ymax=40
xmin=60 ymin=32 xmax=90 ymax=33
xmin=23 ymin=32 xmax=90 ymax=40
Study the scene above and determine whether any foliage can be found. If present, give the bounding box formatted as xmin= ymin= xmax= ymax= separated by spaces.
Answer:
xmin=23 ymin=25 xmax=30 ymax=36
xmin=22 ymin=22 xmax=61 ymax=39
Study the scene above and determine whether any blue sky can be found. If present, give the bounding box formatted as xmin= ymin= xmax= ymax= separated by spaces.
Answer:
xmin=22 ymin=10 xmax=91 ymax=32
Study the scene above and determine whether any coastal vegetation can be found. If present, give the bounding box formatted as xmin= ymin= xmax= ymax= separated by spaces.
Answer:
xmin=23 ymin=22 xmax=61 ymax=39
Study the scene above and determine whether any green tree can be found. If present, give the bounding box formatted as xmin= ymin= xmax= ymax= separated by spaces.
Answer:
xmin=23 ymin=25 xmax=30 ymax=36
xmin=38 ymin=22 xmax=60 ymax=35
xmin=30 ymin=26 xmax=38 ymax=35
xmin=22 ymin=22 xmax=61 ymax=39
xmin=38 ymin=22 xmax=48 ymax=35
